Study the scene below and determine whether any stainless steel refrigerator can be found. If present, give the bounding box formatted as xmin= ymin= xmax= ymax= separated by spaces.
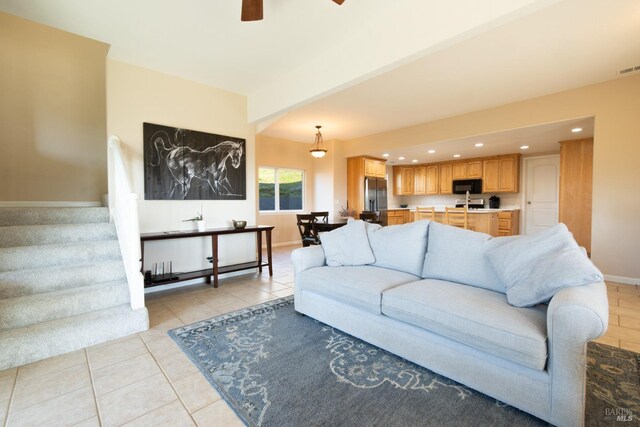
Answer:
xmin=364 ymin=177 xmax=388 ymax=224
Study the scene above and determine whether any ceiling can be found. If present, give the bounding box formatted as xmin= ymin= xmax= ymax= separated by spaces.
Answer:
xmin=1 ymin=0 xmax=638 ymax=153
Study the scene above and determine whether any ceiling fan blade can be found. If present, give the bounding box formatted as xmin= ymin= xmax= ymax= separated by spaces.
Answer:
xmin=241 ymin=0 xmax=263 ymax=21
xmin=332 ymin=0 xmax=345 ymax=4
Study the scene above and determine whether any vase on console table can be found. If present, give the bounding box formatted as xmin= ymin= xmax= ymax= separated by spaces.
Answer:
xmin=196 ymin=220 xmax=206 ymax=232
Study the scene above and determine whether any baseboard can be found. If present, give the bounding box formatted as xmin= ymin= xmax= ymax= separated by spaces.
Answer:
xmin=604 ymin=274 xmax=639 ymax=286
xmin=0 ymin=201 xmax=102 ymax=207
xmin=265 ymin=241 xmax=301 ymax=249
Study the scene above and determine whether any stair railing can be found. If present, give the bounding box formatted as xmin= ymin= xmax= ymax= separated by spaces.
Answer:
xmin=107 ymin=135 xmax=144 ymax=310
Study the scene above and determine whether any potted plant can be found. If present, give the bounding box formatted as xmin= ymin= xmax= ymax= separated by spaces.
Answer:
xmin=183 ymin=210 xmax=206 ymax=232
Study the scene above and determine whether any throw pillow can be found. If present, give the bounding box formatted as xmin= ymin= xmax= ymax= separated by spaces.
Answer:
xmin=486 ymin=223 xmax=603 ymax=307
xmin=366 ymin=220 xmax=429 ymax=276
xmin=319 ymin=220 xmax=376 ymax=267
xmin=422 ymin=221 xmax=519 ymax=293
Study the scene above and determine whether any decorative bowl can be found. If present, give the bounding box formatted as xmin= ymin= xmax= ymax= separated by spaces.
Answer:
xmin=232 ymin=220 xmax=247 ymax=229
xmin=400 ymin=204 xmax=408 ymax=208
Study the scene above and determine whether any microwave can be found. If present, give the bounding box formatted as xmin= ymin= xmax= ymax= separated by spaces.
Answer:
xmin=452 ymin=179 xmax=482 ymax=194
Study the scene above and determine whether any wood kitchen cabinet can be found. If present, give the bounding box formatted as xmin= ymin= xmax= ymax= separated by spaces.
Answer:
xmin=467 ymin=161 xmax=483 ymax=178
xmin=364 ymin=158 xmax=386 ymax=178
xmin=559 ymin=138 xmax=593 ymax=253
xmin=347 ymin=156 xmax=387 ymax=215
xmin=393 ymin=166 xmax=415 ymax=195
xmin=439 ymin=164 xmax=453 ymax=194
xmin=497 ymin=210 xmax=520 ymax=236
xmin=452 ymin=163 xmax=468 ymax=180
xmin=452 ymin=160 xmax=482 ymax=180
xmin=426 ymin=165 xmax=439 ymax=194
xmin=413 ymin=166 xmax=427 ymax=195
xmin=482 ymin=154 xmax=520 ymax=193
xmin=386 ymin=209 xmax=411 ymax=225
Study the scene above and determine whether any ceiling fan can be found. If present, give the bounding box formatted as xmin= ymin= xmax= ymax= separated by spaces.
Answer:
xmin=242 ymin=0 xmax=345 ymax=21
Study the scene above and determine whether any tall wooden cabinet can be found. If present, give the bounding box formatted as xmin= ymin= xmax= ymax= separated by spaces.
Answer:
xmin=347 ymin=156 xmax=388 ymax=215
xmin=559 ymin=138 xmax=593 ymax=253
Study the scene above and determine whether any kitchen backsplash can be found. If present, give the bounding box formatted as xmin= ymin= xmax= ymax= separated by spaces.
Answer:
xmin=390 ymin=193 xmax=522 ymax=209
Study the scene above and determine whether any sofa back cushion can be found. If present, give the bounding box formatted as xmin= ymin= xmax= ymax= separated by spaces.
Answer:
xmin=366 ymin=220 xmax=429 ymax=276
xmin=486 ymin=223 xmax=603 ymax=307
xmin=422 ymin=222 xmax=518 ymax=293
xmin=319 ymin=219 xmax=376 ymax=267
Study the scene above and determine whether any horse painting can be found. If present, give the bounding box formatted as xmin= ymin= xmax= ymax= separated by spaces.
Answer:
xmin=144 ymin=124 xmax=246 ymax=200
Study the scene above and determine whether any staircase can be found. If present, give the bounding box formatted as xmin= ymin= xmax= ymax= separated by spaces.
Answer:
xmin=0 ymin=207 xmax=149 ymax=370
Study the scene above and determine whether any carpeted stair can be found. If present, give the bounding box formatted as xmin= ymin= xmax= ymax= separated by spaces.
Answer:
xmin=0 ymin=207 xmax=149 ymax=370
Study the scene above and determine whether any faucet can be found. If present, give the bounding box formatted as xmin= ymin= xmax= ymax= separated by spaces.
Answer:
xmin=465 ymin=190 xmax=470 ymax=209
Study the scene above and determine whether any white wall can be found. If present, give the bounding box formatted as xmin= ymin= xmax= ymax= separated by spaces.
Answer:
xmin=107 ymin=60 xmax=256 ymax=288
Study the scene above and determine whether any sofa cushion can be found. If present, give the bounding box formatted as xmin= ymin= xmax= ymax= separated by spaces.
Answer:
xmin=487 ymin=223 xmax=603 ymax=307
xmin=319 ymin=220 xmax=375 ymax=267
xmin=382 ymin=279 xmax=548 ymax=370
xmin=298 ymin=266 xmax=420 ymax=314
xmin=366 ymin=220 xmax=430 ymax=276
xmin=421 ymin=222 xmax=519 ymax=293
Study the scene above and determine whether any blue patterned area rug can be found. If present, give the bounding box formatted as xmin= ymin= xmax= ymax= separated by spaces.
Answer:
xmin=169 ymin=296 xmax=553 ymax=426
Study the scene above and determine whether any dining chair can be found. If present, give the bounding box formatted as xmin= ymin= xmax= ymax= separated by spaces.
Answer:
xmin=359 ymin=211 xmax=379 ymax=223
xmin=310 ymin=211 xmax=329 ymax=224
xmin=296 ymin=214 xmax=321 ymax=247
xmin=445 ymin=206 xmax=473 ymax=230
xmin=415 ymin=206 xmax=436 ymax=221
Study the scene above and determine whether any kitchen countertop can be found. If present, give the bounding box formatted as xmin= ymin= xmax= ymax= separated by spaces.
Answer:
xmin=385 ymin=207 xmax=519 ymax=213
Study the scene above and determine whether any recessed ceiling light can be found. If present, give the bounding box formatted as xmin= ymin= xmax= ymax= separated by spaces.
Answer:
xmin=398 ymin=156 xmax=405 ymax=160
xmin=520 ymin=145 xmax=529 ymax=150
xmin=382 ymin=153 xmax=389 ymax=157
xmin=474 ymin=143 xmax=484 ymax=147
xmin=411 ymin=159 xmax=418 ymax=163
xmin=453 ymin=154 xmax=461 ymax=158
xmin=571 ymin=127 xmax=583 ymax=133
xmin=427 ymin=149 xmax=436 ymax=154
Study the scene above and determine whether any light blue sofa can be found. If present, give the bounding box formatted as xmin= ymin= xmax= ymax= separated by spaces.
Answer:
xmin=292 ymin=220 xmax=608 ymax=427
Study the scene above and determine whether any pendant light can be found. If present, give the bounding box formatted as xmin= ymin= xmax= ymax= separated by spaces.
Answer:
xmin=309 ymin=125 xmax=327 ymax=158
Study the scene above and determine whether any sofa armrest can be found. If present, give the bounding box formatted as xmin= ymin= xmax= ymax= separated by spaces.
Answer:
xmin=546 ymin=281 xmax=608 ymax=426
xmin=291 ymin=246 xmax=326 ymax=276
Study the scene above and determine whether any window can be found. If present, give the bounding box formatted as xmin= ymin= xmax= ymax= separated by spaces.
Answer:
xmin=259 ymin=167 xmax=304 ymax=212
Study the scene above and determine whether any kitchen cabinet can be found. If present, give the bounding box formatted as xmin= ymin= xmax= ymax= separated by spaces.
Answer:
xmin=426 ymin=165 xmax=439 ymax=194
xmin=393 ymin=166 xmax=415 ymax=195
xmin=467 ymin=161 xmax=483 ymax=178
xmin=482 ymin=154 xmax=520 ymax=193
xmin=347 ymin=156 xmax=387 ymax=215
xmin=452 ymin=163 xmax=467 ymax=180
xmin=386 ymin=209 xmax=411 ymax=225
xmin=452 ymin=160 xmax=482 ymax=180
xmin=414 ymin=166 xmax=427 ymax=195
xmin=439 ymin=164 xmax=452 ymax=194
xmin=497 ymin=210 xmax=520 ymax=236
xmin=364 ymin=158 xmax=386 ymax=178
xmin=559 ymin=138 xmax=593 ymax=253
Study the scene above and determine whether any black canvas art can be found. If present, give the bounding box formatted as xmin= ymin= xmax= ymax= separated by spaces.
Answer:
xmin=143 ymin=123 xmax=246 ymax=200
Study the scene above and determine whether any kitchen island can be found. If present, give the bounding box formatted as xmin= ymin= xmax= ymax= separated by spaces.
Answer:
xmin=384 ymin=207 xmax=520 ymax=236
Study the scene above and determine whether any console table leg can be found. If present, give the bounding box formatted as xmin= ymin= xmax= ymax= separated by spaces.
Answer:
xmin=266 ymin=229 xmax=273 ymax=277
xmin=212 ymin=234 xmax=219 ymax=288
xmin=257 ymin=231 xmax=263 ymax=273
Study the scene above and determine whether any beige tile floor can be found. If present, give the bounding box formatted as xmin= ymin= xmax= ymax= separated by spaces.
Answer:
xmin=0 ymin=244 xmax=638 ymax=426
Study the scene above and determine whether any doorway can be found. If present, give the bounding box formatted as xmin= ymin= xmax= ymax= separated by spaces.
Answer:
xmin=522 ymin=155 xmax=560 ymax=235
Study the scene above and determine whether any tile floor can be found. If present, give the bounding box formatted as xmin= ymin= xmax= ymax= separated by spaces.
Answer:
xmin=0 ymin=244 xmax=638 ymax=426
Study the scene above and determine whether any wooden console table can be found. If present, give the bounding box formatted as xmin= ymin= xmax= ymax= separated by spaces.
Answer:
xmin=140 ymin=225 xmax=274 ymax=288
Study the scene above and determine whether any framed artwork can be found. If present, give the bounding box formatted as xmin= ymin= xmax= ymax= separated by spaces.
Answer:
xmin=143 ymin=122 xmax=246 ymax=200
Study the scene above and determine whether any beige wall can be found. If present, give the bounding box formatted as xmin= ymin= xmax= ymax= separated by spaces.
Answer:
xmin=256 ymin=135 xmax=317 ymax=245
xmin=107 ymin=60 xmax=257 ymax=279
xmin=0 ymin=13 xmax=108 ymax=202
xmin=343 ymin=75 xmax=640 ymax=281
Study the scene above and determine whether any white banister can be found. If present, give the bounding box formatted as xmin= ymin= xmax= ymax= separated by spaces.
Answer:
xmin=107 ymin=135 xmax=145 ymax=310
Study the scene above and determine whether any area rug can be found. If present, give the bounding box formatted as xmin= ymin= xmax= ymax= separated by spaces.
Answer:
xmin=169 ymin=297 xmax=638 ymax=426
